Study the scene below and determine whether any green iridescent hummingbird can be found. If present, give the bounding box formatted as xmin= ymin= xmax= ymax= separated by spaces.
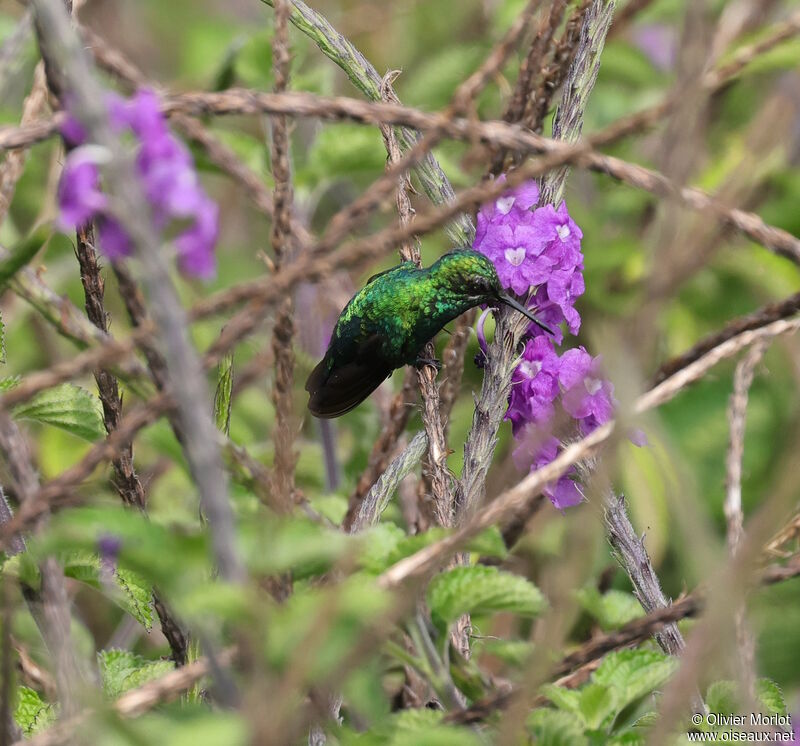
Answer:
xmin=305 ymin=249 xmax=552 ymax=418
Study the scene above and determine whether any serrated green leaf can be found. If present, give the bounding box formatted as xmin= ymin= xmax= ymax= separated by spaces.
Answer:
xmin=593 ymin=650 xmax=678 ymax=715
xmin=214 ymin=351 xmax=234 ymax=435
xmin=0 ymin=375 xmax=20 ymax=391
xmin=371 ymin=708 xmax=484 ymax=746
xmin=115 ymin=567 xmax=154 ymax=631
xmin=527 ymin=708 xmax=589 ymax=746
xmin=14 ymin=686 xmax=56 ymax=735
xmin=756 ymin=678 xmax=786 ymax=716
xmin=607 ymin=732 xmax=647 ymax=745
xmin=99 ymin=649 xmax=173 ymax=698
xmin=362 ymin=525 xmax=507 ymax=575
xmin=706 ymin=680 xmax=739 ymax=715
xmin=62 ymin=552 xmax=153 ymax=630
xmin=577 ymin=587 xmax=644 ymax=630
xmin=540 ymin=684 xmax=582 ymax=714
xmin=13 ymin=383 xmax=105 ymax=441
xmin=427 ymin=565 xmax=546 ymax=630
xmin=465 ymin=525 xmax=507 ymax=560
xmin=579 ymin=683 xmax=617 ymax=730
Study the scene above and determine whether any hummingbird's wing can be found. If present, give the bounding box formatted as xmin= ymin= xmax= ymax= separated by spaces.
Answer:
xmin=305 ymin=334 xmax=393 ymax=418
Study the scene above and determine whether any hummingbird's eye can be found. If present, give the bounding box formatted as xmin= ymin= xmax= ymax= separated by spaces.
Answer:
xmin=475 ymin=278 xmax=491 ymax=294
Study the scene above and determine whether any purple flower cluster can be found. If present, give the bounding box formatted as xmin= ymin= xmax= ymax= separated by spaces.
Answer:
xmin=474 ymin=177 xmax=623 ymax=510
xmin=56 ymin=88 xmax=218 ymax=279
xmin=507 ymin=338 xmax=615 ymax=509
xmin=475 ymin=178 xmax=584 ymax=344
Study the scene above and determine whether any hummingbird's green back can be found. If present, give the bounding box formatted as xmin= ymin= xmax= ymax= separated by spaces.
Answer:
xmin=333 ymin=250 xmax=500 ymax=365
xmin=306 ymin=249 xmax=505 ymax=418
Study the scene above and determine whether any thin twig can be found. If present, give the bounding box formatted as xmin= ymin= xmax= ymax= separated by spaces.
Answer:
xmin=258 ymin=0 xmax=474 ymax=248
xmin=449 ymin=552 xmax=800 ymax=725
xmin=81 ymin=23 xmax=314 ymax=248
xmin=455 ymin=0 xmax=616 ymax=527
xmin=343 ymin=369 xmax=417 ymax=532
xmin=654 ymin=291 xmax=800 ymax=384
xmin=378 ymin=74 xmax=451 ymax=528
xmin=269 ymin=0 xmax=298 ymax=513
xmin=0 ymin=63 xmax=47 ymax=225
xmin=0 ymin=414 xmax=89 ymax=715
xmin=724 ymin=342 xmax=766 ymax=698
xmin=31 ymin=0 xmax=245 ymax=583
xmin=4 ymin=90 xmax=800 ymax=262
xmin=592 ymin=8 xmax=800 ymax=148
xmin=378 ymin=316 xmax=800 ymax=589
xmin=350 ymin=431 xmax=428 ymax=533
xmin=604 ymin=493 xmax=687 ymax=656
xmin=11 ymin=648 xmax=238 ymax=746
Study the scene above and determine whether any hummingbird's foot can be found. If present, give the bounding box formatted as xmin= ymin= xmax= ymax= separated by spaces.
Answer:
xmin=415 ymin=355 xmax=442 ymax=372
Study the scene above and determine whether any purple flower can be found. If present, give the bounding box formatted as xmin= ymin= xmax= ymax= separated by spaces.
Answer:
xmin=506 ymin=335 xmax=561 ymax=436
xmin=632 ymin=24 xmax=677 ymax=72
xmin=476 ymin=211 xmax=563 ymax=296
xmin=56 ymin=88 xmax=219 ymax=279
xmin=97 ymin=215 xmax=132 ymax=260
xmin=524 ymin=202 xmax=585 ymax=338
xmin=56 ymin=148 xmax=108 ymax=229
xmin=628 ymin=428 xmax=648 ymax=448
xmin=470 ymin=176 xmax=625 ymax=510
xmin=514 ymin=434 xmax=584 ymax=510
xmin=97 ymin=533 xmax=122 ymax=576
xmin=474 ymin=183 xmax=585 ymax=338
xmin=559 ymin=347 xmax=615 ymax=434
xmin=175 ymin=196 xmax=219 ymax=279
xmin=475 ymin=175 xmax=539 ymax=245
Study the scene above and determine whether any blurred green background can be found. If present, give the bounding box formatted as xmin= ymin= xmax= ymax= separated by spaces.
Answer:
xmin=2 ymin=0 xmax=800 ymax=717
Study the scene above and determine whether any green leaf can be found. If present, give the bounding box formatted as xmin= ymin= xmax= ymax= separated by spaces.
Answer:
xmin=427 ymin=565 xmax=546 ymax=630
xmin=476 ymin=638 xmax=534 ymax=666
xmin=577 ymin=588 xmax=645 ymax=630
xmin=607 ymin=733 xmax=647 ymax=745
xmin=354 ymin=708 xmax=484 ymax=746
xmin=756 ymin=678 xmax=786 ymax=716
xmin=527 ymin=709 xmax=589 ymax=746
xmin=579 ymin=683 xmax=617 ymax=730
xmin=593 ymin=650 xmax=678 ymax=715
xmin=706 ymin=680 xmax=739 ymax=715
xmin=32 ymin=505 xmax=210 ymax=598
xmin=0 ymin=375 xmax=20 ymax=391
xmin=540 ymin=684 xmax=582 ymax=714
xmin=13 ymin=383 xmax=106 ymax=441
xmin=115 ymin=567 xmax=155 ymax=631
xmin=214 ymin=351 xmax=234 ymax=435
xmin=265 ymin=575 xmax=391 ymax=683
xmin=14 ymin=686 xmax=56 ymax=735
xmin=62 ymin=552 xmax=154 ymax=630
xmin=361 ymin=525 xmax=507 ymax=575
xmin=0 ymin=225 xmax=50 ymax=290
xmin=99 ymin=649 xmax=174 ymax=698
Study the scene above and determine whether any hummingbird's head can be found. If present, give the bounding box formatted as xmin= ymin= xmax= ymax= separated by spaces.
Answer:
xmin=434 ymin=249 xmax=503 ymax=302
xmin=434 ymin=249 xmax=554 ymax=335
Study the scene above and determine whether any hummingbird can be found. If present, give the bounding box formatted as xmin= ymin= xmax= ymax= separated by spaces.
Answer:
xmin=305 ymin=249 xmax=552 ymax=418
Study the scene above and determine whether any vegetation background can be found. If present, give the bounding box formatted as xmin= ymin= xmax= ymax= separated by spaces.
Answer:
xmin=0 ymin=0 xmax=800 ymax=743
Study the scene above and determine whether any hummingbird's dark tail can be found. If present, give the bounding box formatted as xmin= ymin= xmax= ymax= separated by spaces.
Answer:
xmin=305 ymin=355 xmax=392 ymax=418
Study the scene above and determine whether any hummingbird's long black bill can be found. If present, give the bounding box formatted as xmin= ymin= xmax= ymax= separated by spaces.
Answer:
xmin=497 ymin=293 xmax=555 ymax=336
